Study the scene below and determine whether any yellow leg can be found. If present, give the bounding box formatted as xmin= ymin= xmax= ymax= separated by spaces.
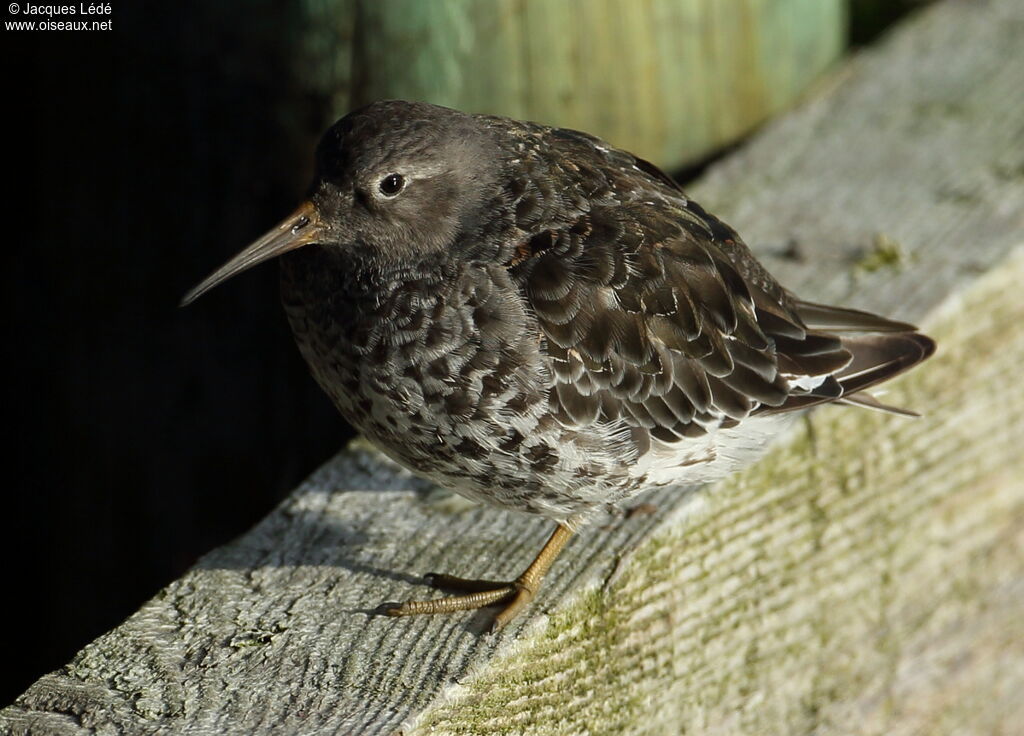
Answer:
xmin=384 ymin=524 xmax=574 ymax=631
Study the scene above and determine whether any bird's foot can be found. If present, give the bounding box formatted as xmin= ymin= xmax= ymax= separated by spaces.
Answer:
xmin=383 ymin=574 xmax=537 ymax=631
xmin=381 ymin=523 xmax=574 ymax=631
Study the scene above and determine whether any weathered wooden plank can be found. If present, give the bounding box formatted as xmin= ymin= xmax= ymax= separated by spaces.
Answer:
xmin=3 ymin=0 xmax=1022 ymax=733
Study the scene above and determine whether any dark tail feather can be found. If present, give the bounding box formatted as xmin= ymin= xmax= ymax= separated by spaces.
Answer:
xmin=836 ymin=392 xmax=921 ymax=418
xmin=793 ymin=299 xmax=918 ymax=333
xmin=764 ymin=332 xmax=936 ymax=415
xmin=835 ymin=333 xmax=936 ymax=391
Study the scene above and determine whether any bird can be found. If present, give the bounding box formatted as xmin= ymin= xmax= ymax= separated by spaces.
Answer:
xmin=182 ymin=100 xmax=935 ymax=631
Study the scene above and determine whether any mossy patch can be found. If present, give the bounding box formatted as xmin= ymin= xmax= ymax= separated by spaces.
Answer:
xmin=855 ymin=233 xmax=909 ymax=273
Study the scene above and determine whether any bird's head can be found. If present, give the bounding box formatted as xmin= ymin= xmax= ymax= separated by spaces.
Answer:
xmin=182 ymin=100 xmax=502 ymax=306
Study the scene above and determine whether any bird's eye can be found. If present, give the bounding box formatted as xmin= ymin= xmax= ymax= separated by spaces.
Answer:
xmin=378 ymin=173 xmax=405 ymax=197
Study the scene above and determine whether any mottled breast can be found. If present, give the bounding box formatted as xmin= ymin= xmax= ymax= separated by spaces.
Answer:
xmin=280 ymin=248 xmax=638 ymax=518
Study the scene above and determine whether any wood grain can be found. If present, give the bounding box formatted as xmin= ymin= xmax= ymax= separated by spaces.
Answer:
xmin=3 ymin=0 xmax=1022 ymax=733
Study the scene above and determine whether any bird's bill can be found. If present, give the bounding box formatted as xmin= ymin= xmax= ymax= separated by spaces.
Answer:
xmin=180 ymin=200 xmax=322 ymax=306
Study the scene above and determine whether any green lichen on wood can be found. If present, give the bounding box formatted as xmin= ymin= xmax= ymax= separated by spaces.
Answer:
xmin=855 ymin=233 xmax=909 ymax=273
xmin=411 ymin=251 xmax=1024 ymax=735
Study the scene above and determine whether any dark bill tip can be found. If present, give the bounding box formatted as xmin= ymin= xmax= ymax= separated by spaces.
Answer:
xmin=180 ymin=201 xmax=321 ymax=307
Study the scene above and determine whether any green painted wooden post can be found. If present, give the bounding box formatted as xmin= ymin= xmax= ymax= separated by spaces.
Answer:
xmin=338 ymin=0 xmax=845 ymax=169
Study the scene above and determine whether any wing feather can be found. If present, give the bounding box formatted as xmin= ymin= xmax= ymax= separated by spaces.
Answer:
xmin=503 ymin=126 xmax=934 ymax=455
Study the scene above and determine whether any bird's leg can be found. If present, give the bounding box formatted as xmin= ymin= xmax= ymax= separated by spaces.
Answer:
xmin=384 ymin=523 xmax=574 ymax=630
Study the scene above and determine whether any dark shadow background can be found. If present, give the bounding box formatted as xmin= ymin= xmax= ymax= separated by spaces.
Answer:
xmin=3 ymin=2 xmax=348 ymax=703
xmin=1 ymin=0 xmax=923 ymax=705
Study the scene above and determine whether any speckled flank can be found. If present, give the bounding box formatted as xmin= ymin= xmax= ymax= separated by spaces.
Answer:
xmin=282 ymin=253 xmax=638 ymax=519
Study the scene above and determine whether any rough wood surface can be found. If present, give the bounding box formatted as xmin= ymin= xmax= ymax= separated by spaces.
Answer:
xmin=4 ymin=0 xmax=1023 ymax=733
